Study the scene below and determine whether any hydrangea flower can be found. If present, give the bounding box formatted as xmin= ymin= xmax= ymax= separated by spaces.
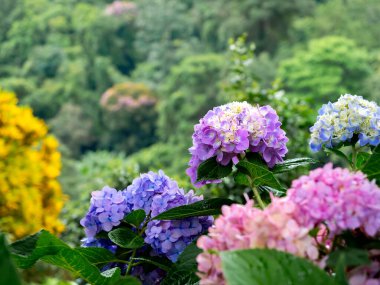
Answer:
xmin=196 ymin=198 xmax=317 ymax=285
xmin=80 ymin=186 xmax=130 ymax=238
xmin=287 ymin=163 xmax=380 ymax=236
xmin=310 ymin=94 xmax=380 ymax=152
xmin=126 ymin=170 xmax=213 ymax=262
xmin=82 ymin=237 xmax=118 ymax=254
xmin=186 ymin=102 xmax=288 ymax=186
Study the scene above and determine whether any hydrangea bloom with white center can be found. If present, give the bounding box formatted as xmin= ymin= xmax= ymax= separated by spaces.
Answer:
xmin=310 ymin=94 xmax=380 ymax=152
xmin=187 ymin=102 xmax=288 ymax=187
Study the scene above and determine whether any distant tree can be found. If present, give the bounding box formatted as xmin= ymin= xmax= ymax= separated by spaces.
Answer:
xmin=278 ymin=36 xmax=372 ymax=102
xmin=100 ymin=82 xmax=159 ymax=153
xmin=49 ymin=104 xmax=96 ymax=157
xmin=292 ymin=0 xmax=380 ymax=51
xmin=192 ymin=0 xmax=315 ymax=52
xmin=158 ymin=53 xmax=226 ymax=146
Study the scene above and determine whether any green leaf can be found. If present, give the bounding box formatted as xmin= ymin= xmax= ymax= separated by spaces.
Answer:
xmin=75 ymin=247 xmax=119 ymax=265
xmin=153 ymin=198 xmax=234 ymax=220
xmin=131 ymin=256 xmax=172 ymax=271
xmin=234 ymin=171 xmax=250 ymax=186
xmin=108 ymin=228 xmax=145 ymax=249
xmin=356 ymin=152 xmax=370 ymax=170
xmin=0 ymin=234 xmax=22 ymax=285
xmin=220 ymin=249 xmax=338 ymax=285
xmin=161 ymin=243 xmax=202 ymax=285
xmin=362 ymin=145 xmax=380 ymax=184
xmin=196 ymin=156 xmax=233 ymax=182
xmin=236 ymin=158 xmax=284 ymax=190
xmin=325 ymin=148 xmax=353 ymax=167
xmin=327 ymin=248 xmax=370 ymax=269
xmin=258 ymin=185 xmax=286 ymax=196
xmin=10 ymin=230 xmax=140 ymax=285
xmin=124 ymin=210 xmax=146 ymax=228
xmin=10 ymin=229 xmax=70 ymax=269
xmin=272 ymin=157 xmax=318 ymax=173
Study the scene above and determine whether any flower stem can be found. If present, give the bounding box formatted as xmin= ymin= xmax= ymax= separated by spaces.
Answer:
xmin=246 ymin=175 xmax=266 ymax=209
xmin=126 ymin=211 xmax=152 ymax=275
xmin=351 ymin=144 xmax=358 ymax=171
xmin=126 ymin=249 xmax=136 ymax=275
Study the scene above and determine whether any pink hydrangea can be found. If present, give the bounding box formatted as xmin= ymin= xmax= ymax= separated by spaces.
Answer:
xmin=196 ymin=198 xmax=318 ymax=285
xmin=287 ymin=163 xmax=380 ymax=236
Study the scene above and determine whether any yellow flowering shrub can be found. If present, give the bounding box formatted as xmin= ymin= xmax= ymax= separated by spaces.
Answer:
xmin=0 ymin=91 xmax=65 ymax=239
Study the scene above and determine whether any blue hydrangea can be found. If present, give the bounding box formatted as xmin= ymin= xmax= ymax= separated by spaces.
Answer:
xmin=80 ymin=171 xmax=213 ymax=280
xmin=310 ymin=94 xmax=380 ymax=152
xmin=125 ymin=171 xmax=213 ymax=262
xmin=82 ymin=237 xmax=118 ymax=254
xmin=80 ymin=186 xmax=131 ymax=238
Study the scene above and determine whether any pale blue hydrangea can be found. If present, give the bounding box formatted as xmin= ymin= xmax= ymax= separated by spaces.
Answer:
xmin=310 ymin=94 xmax=380 ymax=152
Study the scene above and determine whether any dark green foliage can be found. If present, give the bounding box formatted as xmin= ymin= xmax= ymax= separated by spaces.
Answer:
xmin=220 ymin=249 xmax=339 ymax=285
xmin=153 ymin=198 xmax=234 ymax=220
xmin=161 ymin=243 xmax=202 ymax=285
xmin=0 ymin=234 xmax=22 ymax=285
xmin=9 ymin=230 xmax=140 ymax=285
xmin=361 ymin=145 xmax=380 ymax=186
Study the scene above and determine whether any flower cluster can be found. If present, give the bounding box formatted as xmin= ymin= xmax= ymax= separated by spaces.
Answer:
xmin=80 ymin=170 xmax=213 ymax=284
xmin=100 ymin=83 xmax=157 ymax=111
xmin=104 ymin=1 xmax=137 ymax=16
xmin=196 ymin=198 xmax=317 ymax=285
xmin=187 ymin=102 xmax=288 ymax=186
xmin=287 ymin=163 xmax=380 ymax=237
xmin=126 ymin=170 xmax=213 ymax=262
xmin=310 ymin=94 xmax=380 ymax=152
xmin=0 ymin=91 xmax=64 ymax=239
xmin=80 ymin=186 xmax=130 ymax=238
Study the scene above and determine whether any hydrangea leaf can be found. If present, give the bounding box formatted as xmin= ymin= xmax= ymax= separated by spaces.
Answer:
xmin=152 ymin=198 xmax=234 ymax=220
xmin=220 ymin=249 xmax=339 ymax=285
xmin=355 ymin=152 xmax=371 ymax=170
xmin=161 ymin=243 xmax=201 ymax=285
xmin=123 ymin=210 xmax=146 ymax=228
xmin=196 ymin=157 xmax=233 ymax=182
xmin=0 ymin=234 xmax=22 ymax=285
xmin=130 ymin=256 xmax=172 ymax=271
xmin=236 ymin=159 xmax=285 ymax=190
xmin=272 ymin=157 xmax=318 ymax=173
xmin=10 ymin=230 xmax=140 ymax=285
xmin=326 ymin=248 xmax=371 ymax=285
xmin=324 ymin=147 xmax=353 ymax=167
xmin=75 ymin=247 xmax=120 ymax=265
xmin=327 ymin=248 xmax=370 ymax=270
xmin=362 ymin=145 xmax=380 ymax=184
xmin=108 ymin=228 xmax=145 ymax=249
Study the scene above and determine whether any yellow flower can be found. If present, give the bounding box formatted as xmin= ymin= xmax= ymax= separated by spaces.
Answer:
xmin=0 ymin=90 xmax=65 ymax=239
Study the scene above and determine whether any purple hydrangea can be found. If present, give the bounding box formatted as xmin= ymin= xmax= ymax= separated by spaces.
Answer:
xmin=126 ymin=171 xmax=213 ymax=262
xmin=80 ymin=186 xmax=131 ymax=238
xmin=186 ymin=102 xmax=288 ymax=187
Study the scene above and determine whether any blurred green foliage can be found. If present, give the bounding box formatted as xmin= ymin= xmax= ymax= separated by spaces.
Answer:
xmin=278 ymin=36 xmax=372 ymax=102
